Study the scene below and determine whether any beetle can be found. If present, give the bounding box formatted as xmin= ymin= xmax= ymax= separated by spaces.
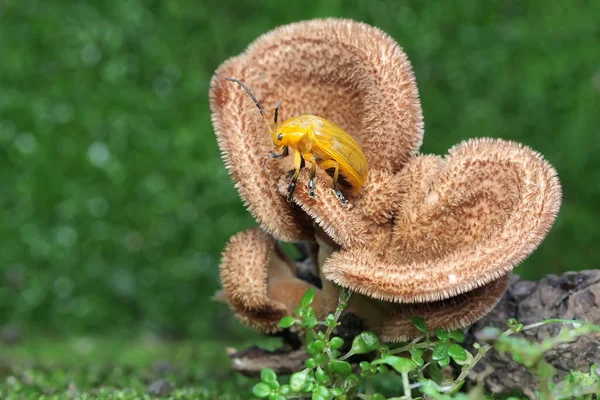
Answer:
xmin=225 ymin=78 xmax=368 ymax=207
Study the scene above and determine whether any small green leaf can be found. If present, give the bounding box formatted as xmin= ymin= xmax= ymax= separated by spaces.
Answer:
xmin=453 ymin=349 xmax=473 ymax=366
xmin=280 ymin=385 xmax=291 ymax=395
xmin=329 ymin=337 xmax=344 ymax=349
xmin=305 ymin=329 xmax=317 ymax=343
xmin=325 ymin=314 xmax=336 ymax=327
xmin=315 ymin=367 xmax=329 ymax=383
xmin=316 ymin=385 xmax=329 ymax=397
xmin=438 ymin=355 xmax=451 ymax=368
xmin=305 ymin=358 xmax=316 ymax=369
xmin=278 ymin=316 xmax=296 ymax=328
xmin=328 ymin=360 xmax=352 ymax=376
xmin=289 ymin=369 xmax=310 ymax=392
xmin=351 ymin=331 xmax=380 ymax=354
xmin=432 ymin=342 xmax=448 ymax=361
xmin=448 ymin=343 xmax=467 ymax=362
xmin=379 ymin=344 xmax=389 ymax=357
xmin=448 ymin=329 xmax=465 ymax=343
xmin=261 ymin=368 xmax=277 ymax=383
xmin=252 ymin=383 xmax=271 ymax=398
xmin=300 ymin=382 xmax=314 ymax=393
xmin=372 ymin=355 xmax=417 ymax=374
xmin=591 ymin=364 xmax=600 ymax=377
xmin=371 ymin=394 xmax=386 ymax=400
xmin=301 ymin=307 xmax=318 ymax=328
xmin=428 ymin=363 xmax=444 ymax=384
xmin=411 ymin=316 xmax=428 ymax=334
xmin=314 ymin=354 xmax=325 ymax=364
xmin=330 ymin=388 xmax=343 ymax=397
xmin=410 ymin=348 xmax=424 ymax=367
xmin=312 ymin=340 xmax=326 ymax=352
xmin=343 ymin=373 xmax=359 ymax=388
xmin=376 ymin=364 xmax=389 ymax=374
xmin=300 ymin=288 xmax=315 ymax=307
xmin=434 ymin=328 xmax=448 ymax=340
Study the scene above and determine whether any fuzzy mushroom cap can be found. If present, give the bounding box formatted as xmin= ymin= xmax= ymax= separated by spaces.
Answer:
xmin=311 ymin=139 xmax=562 ymax=303
xmin=218 ymin=228 xmax=322 ymax=333
xmin=210 ymin=18 xmax=423 ymax=241
xmin=366 ymin=274 xmax=510 ymax=342
xmin=311 ymin=233 xmax=510 ymax=342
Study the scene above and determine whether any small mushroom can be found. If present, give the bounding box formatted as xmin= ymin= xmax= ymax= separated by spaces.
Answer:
xmin=218 ymin=228 xmax=322 ymax=333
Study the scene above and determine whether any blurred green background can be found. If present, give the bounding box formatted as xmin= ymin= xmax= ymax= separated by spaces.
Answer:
xmin=1 ymin=0 xmax=599 ymax=343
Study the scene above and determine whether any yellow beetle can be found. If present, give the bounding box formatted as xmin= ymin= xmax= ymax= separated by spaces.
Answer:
xmin=225 ymin=78 xmax=368 ymax=207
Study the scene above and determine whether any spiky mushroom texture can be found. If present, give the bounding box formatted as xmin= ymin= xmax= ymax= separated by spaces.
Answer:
xmin=210 ymin=19 xmax=562 ymax=341
xmin=210 ymin=18 xmax=423 ymax=242
xmin=219 ymin=228 xmax=323 ymax=333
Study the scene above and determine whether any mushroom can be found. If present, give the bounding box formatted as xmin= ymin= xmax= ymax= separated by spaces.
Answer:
xmin=218 ymin=227 xmax=323 ymax=333
xmin=210 ymin=19 xmax=562 ymax=341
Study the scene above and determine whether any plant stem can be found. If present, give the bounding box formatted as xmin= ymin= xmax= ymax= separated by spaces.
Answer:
xmin=324 ymin=287 xmax=352 ymax=338
xmin=388 ymin=338 xmax=428 ymax=354
xmin=365 ymin=375 xmax=373 ymax=400
xmin=439 ymin=319 xmax=600 ymax=394
xmin=401 ymin=372 xmax=412 ymax=400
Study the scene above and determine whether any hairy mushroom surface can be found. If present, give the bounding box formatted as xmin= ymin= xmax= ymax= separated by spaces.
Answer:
xmin=351 ymin=274 xmax=510 ymax=342
xmin=218 ymin=228 xmax=323 ymax=333
xmin=320 ymin=139 xmax=561 ymax=303
xmin=210 ymin=18 xmax=423 ymax=241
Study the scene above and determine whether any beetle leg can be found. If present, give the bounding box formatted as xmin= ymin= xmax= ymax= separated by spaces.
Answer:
xmin=270 ymin=146 xmax=289 ymax=159
xmin=287 ymin=150 xmax=303 ymax=202
xmin=318 ymin=159 xmax=348 ymax=207
xmin=302 ymin=153 xmax=317 ymax=199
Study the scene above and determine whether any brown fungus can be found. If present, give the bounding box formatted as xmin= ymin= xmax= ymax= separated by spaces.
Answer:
xmin=321 ymin=139 xmax=562 ymax=303
xmin=218 ymin=228 xmax=323 ymax=333
xmin=210 ymin=18 xmax=423 ymax=240
xmin=211 ymin=19 xmax=562 ymax=341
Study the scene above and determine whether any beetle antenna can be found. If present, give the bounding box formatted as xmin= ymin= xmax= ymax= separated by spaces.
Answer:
xmin=274 ymin=101 xmax=280 ymax=126
xmin=225 ymin=78 xmax=275 ymax=136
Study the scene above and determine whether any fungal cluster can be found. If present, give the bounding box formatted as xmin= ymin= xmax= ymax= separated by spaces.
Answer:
xmin=210 ymin=19 xmax=562 ymax=341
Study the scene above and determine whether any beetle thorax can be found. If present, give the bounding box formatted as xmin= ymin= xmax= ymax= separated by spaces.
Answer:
xmin=274 ymin=115 xmax=316 ymax=148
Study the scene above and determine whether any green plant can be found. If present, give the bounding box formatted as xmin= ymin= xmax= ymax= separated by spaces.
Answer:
xmin=252 ymin=288 xmax=600 ymax=400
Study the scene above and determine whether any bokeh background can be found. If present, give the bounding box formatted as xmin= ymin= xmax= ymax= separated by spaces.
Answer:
xmin=1 ymin=0 xmax=598 ymax=358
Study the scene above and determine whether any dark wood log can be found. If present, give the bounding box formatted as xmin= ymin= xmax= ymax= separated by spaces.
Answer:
xmin=467 ymin=270 xmax=600 ymax=395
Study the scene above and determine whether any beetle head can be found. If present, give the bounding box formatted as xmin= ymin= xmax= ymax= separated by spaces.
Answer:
xmin=273 ymin=131 xmax=285 ymax=149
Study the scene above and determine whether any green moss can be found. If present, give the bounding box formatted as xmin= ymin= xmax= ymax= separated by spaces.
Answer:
xmin=0 ymin=336 xmax=282 ymax=399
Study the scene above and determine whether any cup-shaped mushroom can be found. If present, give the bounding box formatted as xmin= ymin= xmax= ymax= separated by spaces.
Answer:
xmin=322 ymin=139 xmax=562 ymax=303
xmin=210 ymin=18 xmax=424 ymax=241
xmin=218 ymin=228 xmax=322 ymax=332
xmin=358 ymin=274 xmax=511 ymax=342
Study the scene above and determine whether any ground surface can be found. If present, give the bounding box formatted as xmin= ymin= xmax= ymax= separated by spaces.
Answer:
xmin=0 ymin=337 xmax=272 ymax=399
